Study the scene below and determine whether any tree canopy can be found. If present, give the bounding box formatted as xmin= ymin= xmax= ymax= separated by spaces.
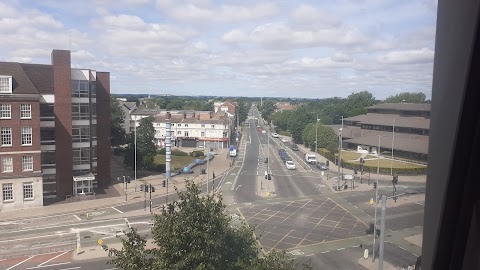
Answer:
xmin=384 ymin=92 xmax=427 ymax=103
xmin=302 ymin=123 xmax=338 ymax=152
xmin=109 ymin=181 xmax=310 ymax=270
xmin=110 ymin=97 xmax=126 ymax=147
xmin=123 ymin=116 xmax=156 ymax=170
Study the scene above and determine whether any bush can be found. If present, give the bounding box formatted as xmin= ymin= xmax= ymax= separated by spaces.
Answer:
xmin=278 ymin=130 xmax=292 ymax=137
xmin=113 ymin=148 xmax=125 ymax=156
xmin=190 ymin=150 xmax=205 ymax=158
xmin=172 ymin=149 xmax=188 ymax=156
xmin=148 ymin=163 xmax=166 ymax=173
xmin=157 ymin=148 xmax=166 ymax=155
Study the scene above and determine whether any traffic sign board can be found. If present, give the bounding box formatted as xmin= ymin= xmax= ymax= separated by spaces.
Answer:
xmin=369 ymin=198 xmax=374 ymax=205
xmin=98 ymin=239 xmax=103 ymax=246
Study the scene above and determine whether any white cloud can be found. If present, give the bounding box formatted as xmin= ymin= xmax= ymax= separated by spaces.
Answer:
xmin=156 ymin=0 xmax=279 ymax=23
xmin=290 ymin=4 xmax=340 ymax=28
xmin=377 ymin=48 xmax=434 ymax=64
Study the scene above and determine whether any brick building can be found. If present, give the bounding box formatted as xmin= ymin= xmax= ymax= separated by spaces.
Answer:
xmin=0 ymin=50 xmax=110 ymax=210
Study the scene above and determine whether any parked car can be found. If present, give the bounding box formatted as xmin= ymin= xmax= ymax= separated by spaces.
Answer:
xmin=317 ymin=162 xmax=328 ymax=170
xmin=262 ymin=130 xmax=266 ymax=134
xmin=292 ymin=144 xmax=299 ymax=151
xmin=272 ymin=133 xmax=279 ymax=138
xmin=285 ymin=160 xmax=296 ymax=170
xmin=281 ymin=138 xmax=289 ymax=143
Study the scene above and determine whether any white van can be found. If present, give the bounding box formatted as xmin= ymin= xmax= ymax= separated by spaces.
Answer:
xmin=305 ymin=153 xmax=317 ymax=164
xmin=229 ymin=148 xmax=237 ymax=157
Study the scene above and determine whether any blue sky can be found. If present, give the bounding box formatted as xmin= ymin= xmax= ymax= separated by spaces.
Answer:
xmin=0 ymin=0 xmax=437 ymax=99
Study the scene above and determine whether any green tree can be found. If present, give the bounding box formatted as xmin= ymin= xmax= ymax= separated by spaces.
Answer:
xmin=110 ymin=97 xmax=126 ymax=147
xmin=259 ymin=100 xmax=276 ymax=124
xmin=384 ymin=92 xmax=427 ymax=103
xmin=166 ymin=99 xmax=185 ymax=110
xmin=109 ymin=181 xmax=310 ymax=270
xmin=271 ymin=110 xmax=293 ymax=132
xmin=342 ymin=91 xmax=376 ymax=118
xmin=237 ymin=101 xmax=251 ymax=125
xmin=302 ymin=123 xmax=338 ymax=152
xmin=123 ymin=116 xmax=156 ymax=170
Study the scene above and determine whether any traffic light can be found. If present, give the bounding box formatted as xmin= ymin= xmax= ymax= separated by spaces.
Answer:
xmin=267 ymin=174 xmax=272 ymax=180
xmin=126 ymin=176 xmax=131 ymax=183
xmin=145 ymin=184 xmax=149 ymax=192
xmin=162 ymin=180 xmax=166 ymax=187
xmin=151 ymin=185 xmax=155 ymax=192
xmin=140 ymin=184 xmax=144 ymax=192
xmin=373 ymin=182 xmax=377 ymax=189
xmin=393 ymin=175 xmax=398 ymax=185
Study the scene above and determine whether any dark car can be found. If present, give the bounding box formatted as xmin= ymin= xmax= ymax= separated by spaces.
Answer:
xmin=284 ymin=155 xmax=292 ymax=161
xmin=317 ymin=162 xmax=328 ymax=170
xmin=292 ymin=144 xmax=299 ymax=151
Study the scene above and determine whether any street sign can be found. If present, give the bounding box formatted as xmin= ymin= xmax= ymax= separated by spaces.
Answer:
xmin=98 ymin=239 xmax=103 ymax=246
xmin=364 ymin=249 xmax=369 ymax=259
xmin=369 ymin=198 xmax=374 ymax=205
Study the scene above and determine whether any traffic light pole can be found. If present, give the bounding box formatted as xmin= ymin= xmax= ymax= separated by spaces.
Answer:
xmin=144 ymin=184 xmax=147 ymax=211
xmin=149 ymin=184 xmax=152 ymax=213
xmin=123 ymin=176 xmax=127 ymax=202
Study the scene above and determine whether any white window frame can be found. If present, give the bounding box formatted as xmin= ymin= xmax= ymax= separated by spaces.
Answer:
xmin=22 ymin=156 xmax=33 ymax=171
xmin=184 ymin=131 xmax=189 ymax=136
xmin=20 ymin=104 xmax=31 ymax=119
xmin=23 ymin=182 xmax=34 ymax=200
xmin=0 ymin=104 xmax=11 ymax=119
xmin=1 ymin=127 xmax=12 ymax=146
xmin=2 ymin=183 xmax=13 ymax=201
xmin=0 ymin=76 xmax=12 ymax=94
xmin=177 ymin=131 xmax=181 ymax=135
xmin=2 ymin=157 xmax=13 ymax=172
xmin=21 ymin=126 xmax=32 ymax=146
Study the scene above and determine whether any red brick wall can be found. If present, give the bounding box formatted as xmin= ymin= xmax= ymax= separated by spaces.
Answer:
xmin=96 ymin=72 xmax=111 ymax=188
xmin=0 ymin=98 xmax=41 ymax=179
xmin=52 ymin=50 xmax=73 ymax=198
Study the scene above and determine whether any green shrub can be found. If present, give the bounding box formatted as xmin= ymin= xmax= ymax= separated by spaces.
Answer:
xmin=190 ymin=150 xmax=205 ymax=157
xmin=113 ymin=148 xmax=125 ymax=156
xmin=172 ymin=149 xmax=188 ymax=156
xmin=278 ymin=130 xmax=292 ymax=137
xmin=148 ymin=163 xmax=166 ymax=172
xmin=157 ymin=148 xmax=166 ymax=155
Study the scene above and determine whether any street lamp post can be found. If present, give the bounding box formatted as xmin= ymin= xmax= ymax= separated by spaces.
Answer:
xmin=391 ymin=119 xmax=395 ymax=176
xmin=134 ymin=116 xmax=137 ymax=192
xmin=373 ymin=134 xmax=381 ymax=261
xmin=315 ymin=114 xmax=319 ymax=153
xmin=337 ymin=116 xmax=343 ymax=189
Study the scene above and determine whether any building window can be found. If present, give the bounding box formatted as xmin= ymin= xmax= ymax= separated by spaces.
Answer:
xmin=184 ymin=131 xmax=189 ymax=136
xmin=23 ymin=182 xmax=33 ymax=200
xmin=22 ymin=156 xmax=33 ymax=171
xmin=211 ymin=125 xmax=215 ymax=128
xmin=171 ymin=124 xmax=174 ymax=126
xmin=73 ymin=148 xmax=90 ymax=165
xmin=201 ymin=132 xmax=205 ymax=137
xmin=177 ymin=124 xmax=181 ymax=127
xmin=184 ymin=124 xmax=189 ymax=127
xmin=71 ymin=80 xmax=90 ymax=97
xmin=1 ymin=127 xmax=12 ymax=146
xmin=72 ymin=126 xmax=90 ymax=142
xmin=41 ymin=151 xmax=55 ymax=165
xmin=40 ymin=127 xmax=55 ymax=142
xmin=201 ymin=124 xmax=205 ymax=128
xmin=177 ymin=131 xmax=181 ymax=135
xmin=20 ymin=104 xmax=31 ymax=119
xmin=2 ymin=183 xmax=13 ymax=201
xmin=0 ymin=104 xmax=11 ymax=119
xmin=72 ymin=103 xmax=90 ymax=120
xmin=0 ymin=76 xmax=12 ymax=94
xmin=40 ymin=104 xmax=54 ymax=119
xmin=2 ymin=157 xmax=13 ymax=172
xmin=21 ymin=126 xmax=32 ymax=146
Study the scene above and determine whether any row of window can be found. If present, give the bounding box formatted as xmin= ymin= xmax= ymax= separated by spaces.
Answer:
xmin=0 ymin=127 xmax=32 ymax=146
xmin=71 ymin=80 xmax=96 ymax=98
xmin=72 ymin=103 xmax=96 ymax=120
xmin=0 ymin=76 xmax=11 ymax=94
xmin=0 ymin=104 xmax=31 ymax=119
xmin=2 ymin=183 xmax=34 ymax=202
xmin=1 ymin=156 xmax=33 ymax=173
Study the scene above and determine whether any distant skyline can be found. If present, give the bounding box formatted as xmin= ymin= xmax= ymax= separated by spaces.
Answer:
xmin=0 ymin=0 xmax=437 ymax=99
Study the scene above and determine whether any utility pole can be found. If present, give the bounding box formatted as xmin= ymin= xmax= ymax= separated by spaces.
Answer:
xmin=134 ymin=117 xmax=137 ymax=192
xmin=378 ymin=195 xmax=386 ymax=270
xmin=165 ymin=113 xmax=172 ymax=206
xmin=315 ymin=113 xmax=318 ymax=154
xmin=340 ymin=116 xmax=343 ymax=176
xmin=391 ymin=118 xmax=395 ymax=176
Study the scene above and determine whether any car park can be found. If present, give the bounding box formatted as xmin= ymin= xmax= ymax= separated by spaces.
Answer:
xmin=285 ymin=161 xmax=296 ymax=170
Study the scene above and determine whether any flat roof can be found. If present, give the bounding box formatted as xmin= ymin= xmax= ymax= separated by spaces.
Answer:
xmin=344 ymin=113 xmax=430 ymax=129
xmin=367 ymin=103 xmax=431 ymax=111
xmin=344 ymin=135 xmax=429 ymax=154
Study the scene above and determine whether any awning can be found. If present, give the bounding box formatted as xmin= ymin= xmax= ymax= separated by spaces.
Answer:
xmin=73 ymin=173 xmax=95 ymax=182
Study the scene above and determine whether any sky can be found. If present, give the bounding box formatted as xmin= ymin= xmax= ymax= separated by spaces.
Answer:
xmin=0 ymin=0 xmax=437 ymax=99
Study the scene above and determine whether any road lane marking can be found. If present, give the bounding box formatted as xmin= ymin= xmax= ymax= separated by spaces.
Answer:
xmin=27 ymin=262 xmax=72 ymax=269
xmin=38 ymin=251 xmax=70 ymax=266
xmin=73 ymin=215 xmax=81 ymax=221
xmin=111 ymin=206 xmax=123 ymax=213
xmin=0 ymin=232 xmax=75 ymax=243
xmin=337 ymin=248 xmax=345 ymax=250
xmin=6 ymin=256 xmax=34 ymax=270
xmin=236 ymin=185 xmax=242 ymax=190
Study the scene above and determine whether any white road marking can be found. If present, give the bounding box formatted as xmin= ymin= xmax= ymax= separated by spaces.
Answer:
xmin=111 ymin=206 xmax=123 ymax=213
xmin=321 ymin=251 xmax=330 ymax=254
xmin=73 ymin=215 xmax=81 ymax=221
xmin=6 ymin=256 xmax=34 ymax=270
xmin=0 ymin=232 xmax=74 ymax=243
xmin=27 ymin=262 xmax=72 ymax=269
xmin=337 ymin=248 xmax=345 ymax=250
xmin=236 ymin=185 xmax=242 ymax=190
xmin=38 ymin=251 xmax=69 ymax=266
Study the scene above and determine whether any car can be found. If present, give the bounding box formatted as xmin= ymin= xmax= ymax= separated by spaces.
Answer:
xmin=272 ymin=133 xmax=279 ymax=138
xmin=284 ymin=155 xmax=292 ymax=161
xmin=261 ymin=130 xmax=266 ymax=134
xmin=281 ymin=138 xmax=289 ymax=143
xmin=257 ymin=125 xmax=261 ymax=128
xmin=292 ymin=144 xmax=299 ymax=151
xmin=285 ymin=161 xmax=296 ymax=170
xmin=317 ymin=162 xmax=328 ymax=170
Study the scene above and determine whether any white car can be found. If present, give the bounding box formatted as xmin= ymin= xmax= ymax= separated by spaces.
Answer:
xmin=285 ymin=160 xmax=296 ymax=170
xmin=261 ymin=130 xmax=266 ymax=134
xmin=281 ymin=138 xmax=289 ymax=143
xmin=272 ymin=133 xmax=279 ymax=138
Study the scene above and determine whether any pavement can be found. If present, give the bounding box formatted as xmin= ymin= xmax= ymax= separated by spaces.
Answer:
xmin=0 ymin=148 xmax=232 ymax=221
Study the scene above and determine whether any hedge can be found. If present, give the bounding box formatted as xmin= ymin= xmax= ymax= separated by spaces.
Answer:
xmin=278 ymin=130 xmax=292 ymax=137
xmin=318 ymin=148 xmax=427 ymax=175
xmin=190 ymin=150 xmax=205 ymax=157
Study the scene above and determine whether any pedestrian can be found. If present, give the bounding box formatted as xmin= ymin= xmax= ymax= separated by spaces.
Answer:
xmin=408 ymin=264 xmax=413 ymax=270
